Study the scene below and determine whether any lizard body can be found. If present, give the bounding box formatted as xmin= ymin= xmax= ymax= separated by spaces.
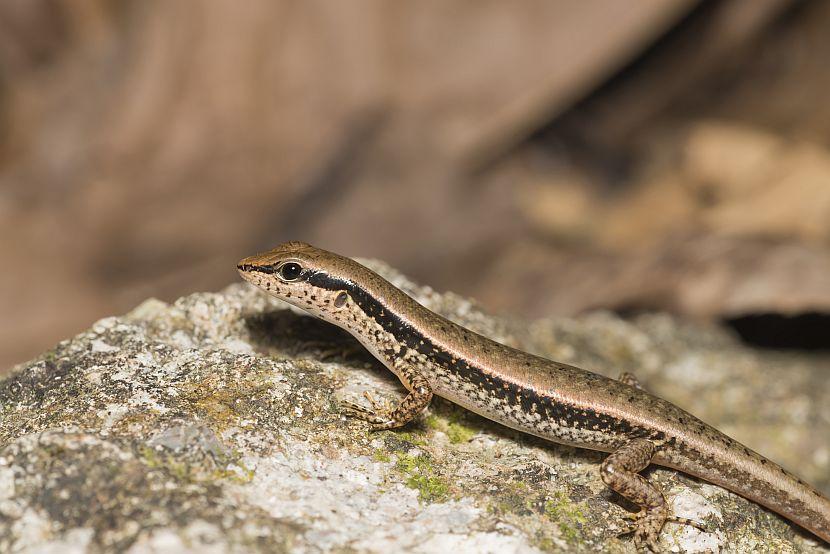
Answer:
xmin=238 ymin=241 xmax=830 ymax=549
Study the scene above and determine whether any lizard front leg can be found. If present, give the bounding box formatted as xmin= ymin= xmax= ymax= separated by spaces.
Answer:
xmin=341 ymin=360 xmax=433 ymax=431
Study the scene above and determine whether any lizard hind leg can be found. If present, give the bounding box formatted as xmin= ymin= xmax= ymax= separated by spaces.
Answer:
xmin=601 ymin=439 xmax=668 ymax=551
xmin=618 ymin=371 xmax=644 ymax=390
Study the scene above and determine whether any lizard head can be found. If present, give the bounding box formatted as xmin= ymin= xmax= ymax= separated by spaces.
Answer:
xmin=237 ymin=241 xmax=369 ymax=321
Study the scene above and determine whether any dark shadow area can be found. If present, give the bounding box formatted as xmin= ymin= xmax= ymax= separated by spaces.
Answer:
xmin=242 ymin=310 xmax=378 ymax=366
xmin=724 ymin=312 xmax=830 ymax=351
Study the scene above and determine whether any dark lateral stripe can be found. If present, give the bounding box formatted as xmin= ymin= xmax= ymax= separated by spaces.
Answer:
xmin=307 ymin=271 xmax=658 ymax=439
xmin=239 ymin=263 xmax=277 ymax=274
xmin=307 ymin=272 xmax=425 ymax=346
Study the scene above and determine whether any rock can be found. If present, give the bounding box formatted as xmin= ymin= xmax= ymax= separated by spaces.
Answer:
xmin=1 ymin=260 xmax=828 ymax=553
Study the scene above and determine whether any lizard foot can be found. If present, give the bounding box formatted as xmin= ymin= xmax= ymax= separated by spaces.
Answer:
xmin=340 ymin=391 xmax=397 ymax=430
xmin=617 ymin=508 xmax=706 ymax=551
xmin=617 ymin=506 xmax=667 ymax=551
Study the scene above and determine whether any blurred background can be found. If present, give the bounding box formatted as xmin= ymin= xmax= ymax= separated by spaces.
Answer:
xmin=2 ymin=0 xmax=830 ymax=372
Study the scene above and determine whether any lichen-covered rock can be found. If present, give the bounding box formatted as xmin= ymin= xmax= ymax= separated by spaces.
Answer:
xmin=1 ymin=261 xmax=828 ymax=553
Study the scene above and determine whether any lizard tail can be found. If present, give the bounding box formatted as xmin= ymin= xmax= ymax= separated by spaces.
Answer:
xmin=666 ymin=437 xmax=830 ymax=544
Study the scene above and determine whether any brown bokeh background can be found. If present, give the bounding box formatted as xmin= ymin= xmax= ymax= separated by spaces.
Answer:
xmin=3 ymin=0 xmax=830 ymax=372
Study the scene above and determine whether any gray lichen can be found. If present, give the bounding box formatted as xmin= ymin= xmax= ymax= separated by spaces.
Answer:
xmin=1 ymin=261 xmax=828 ymax=553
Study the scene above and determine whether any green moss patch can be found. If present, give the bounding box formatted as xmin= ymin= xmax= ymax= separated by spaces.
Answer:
xmin=394 ymin=451 xmax=450 ymax=503
xmin=543 ymin=491 xmax=587 ymax=545
xmin=424 ymin=413 xmax=476 ymax=444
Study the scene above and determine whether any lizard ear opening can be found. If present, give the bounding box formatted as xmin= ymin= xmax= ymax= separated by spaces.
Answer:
xmin=334 ymin=292 xmax=349 ymax=308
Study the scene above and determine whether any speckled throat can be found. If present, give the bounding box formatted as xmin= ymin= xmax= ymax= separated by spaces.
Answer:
xmin=238 ymin=241 xmax=830 ymax=546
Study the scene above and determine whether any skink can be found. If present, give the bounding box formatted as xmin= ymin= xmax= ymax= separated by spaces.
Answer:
xmin=238 ymin=241 xmax=830 ymax=549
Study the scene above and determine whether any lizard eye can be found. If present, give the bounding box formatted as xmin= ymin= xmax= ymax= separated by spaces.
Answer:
xmin=277 ymin=262 xmax=303 ymax=282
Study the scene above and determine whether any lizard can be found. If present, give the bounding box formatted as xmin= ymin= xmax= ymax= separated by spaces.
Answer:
xmin=237 ymin=241 xmax=830 ymax=550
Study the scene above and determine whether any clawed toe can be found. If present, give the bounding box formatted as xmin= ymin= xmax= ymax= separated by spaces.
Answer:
xmin=614 ymin=509 xmax=664 ymax=552
xmin=666 ymin=515 xmax=707 ymax=533
xmin=362 ymin=390 xmax=392 ymax=413
xmin=340 ymin=399 xmax=382 ymax=423
xmin=630 ymin=528 xmax=660 ymax=552
xmin=616 ymin=509 xmax=708 ymax=551
xmin=339 ymin=393 xmax=397 ymax=430
xmin=640 ymin=533 xmax=660 ymax=552
xmin=615 ymin=510 xmax=642 ymax=537
xmin=340 ymin=390 xmax=389 ymax=418
xmin=340 ymin=400 xmax=372 ymax=416
xmin=339 ymin=386 xmax=428 ymax=431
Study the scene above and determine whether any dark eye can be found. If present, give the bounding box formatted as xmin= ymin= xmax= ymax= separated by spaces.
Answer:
xmin=278 ymin=262 xmax=303 ymax=281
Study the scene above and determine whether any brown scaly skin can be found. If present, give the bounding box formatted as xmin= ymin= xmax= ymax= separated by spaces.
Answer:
xmin=238 ymin=241 xmax=830 ymax=550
